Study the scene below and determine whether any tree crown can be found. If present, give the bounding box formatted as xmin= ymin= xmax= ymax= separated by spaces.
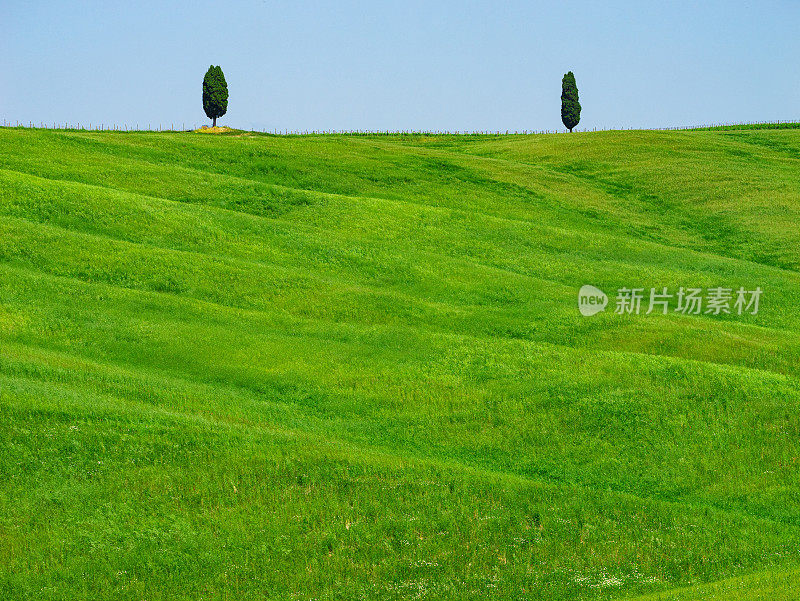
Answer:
xmin=561 ymin=71 xmax=581 ymax=131
xmin=202 ymin=66 xmax=228 ymax=121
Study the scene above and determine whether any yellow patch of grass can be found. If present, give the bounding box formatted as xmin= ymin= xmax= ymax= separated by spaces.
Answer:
xmin=194 ymin=125 xmax=234 ymax=134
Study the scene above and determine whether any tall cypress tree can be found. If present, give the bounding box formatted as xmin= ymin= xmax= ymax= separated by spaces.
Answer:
xmin=561 ymin=71 xmax=581 ymax=132
xmin=202 ymin=66 xmax=228 ymax=127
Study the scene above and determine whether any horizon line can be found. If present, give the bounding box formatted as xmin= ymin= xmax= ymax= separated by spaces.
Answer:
xmin=2 ymin=119 xmax=800 ymax=136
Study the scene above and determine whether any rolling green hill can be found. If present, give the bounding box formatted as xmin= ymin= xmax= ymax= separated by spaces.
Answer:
xmin=1 ymin=126 xmax=799 ymax=600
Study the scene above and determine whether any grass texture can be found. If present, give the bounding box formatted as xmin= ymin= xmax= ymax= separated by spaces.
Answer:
xmin=1 ymin=126 xmax=800 ymax=599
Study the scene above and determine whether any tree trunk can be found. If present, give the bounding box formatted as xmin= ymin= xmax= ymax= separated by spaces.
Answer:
xmin=569 ymin=127 xmax=573 ymax=133
xmin=213 ymin=116 xmax=217 ymax=127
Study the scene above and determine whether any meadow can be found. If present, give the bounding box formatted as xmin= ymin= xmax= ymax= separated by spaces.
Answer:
xmin=1 ymin=126 xmax=799 ymax=599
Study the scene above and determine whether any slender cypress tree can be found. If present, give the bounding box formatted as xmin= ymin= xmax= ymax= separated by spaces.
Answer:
xmin=202 ymin=66 xmax=228 ymax=127
xmin=561 ymin=71 xmax=581 ymax=132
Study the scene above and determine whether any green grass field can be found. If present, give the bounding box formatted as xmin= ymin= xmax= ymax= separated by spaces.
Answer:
xmin=1 ymin=126 xmax=799 ymax=600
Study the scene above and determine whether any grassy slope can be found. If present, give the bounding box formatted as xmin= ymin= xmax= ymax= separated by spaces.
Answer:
xmin=629 ymin=565 xmax=800 ymax=600
xmin=1 ymin=127 xmax=799 ymax=600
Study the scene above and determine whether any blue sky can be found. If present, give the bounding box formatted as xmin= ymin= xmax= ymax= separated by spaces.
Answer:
xmin=2 ymin=1 xmax=798 ymax=132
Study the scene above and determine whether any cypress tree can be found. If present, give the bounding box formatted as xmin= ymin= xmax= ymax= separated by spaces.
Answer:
xmin=202 ymin=66 xmax=228 ymax=127
xmin=561 ymin=71 xmax=581 ymax=132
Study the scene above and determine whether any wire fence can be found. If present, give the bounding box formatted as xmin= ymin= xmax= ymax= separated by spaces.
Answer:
xmin=1 ymin=118 xmax=799 ymax=135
